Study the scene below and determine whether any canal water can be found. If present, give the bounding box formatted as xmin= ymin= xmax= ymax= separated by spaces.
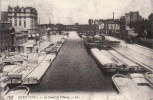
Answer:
xmin=30 ymin=31 xmax=115 ymax=93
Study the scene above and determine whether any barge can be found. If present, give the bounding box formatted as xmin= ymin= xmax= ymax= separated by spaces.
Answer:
xmin=91 ymin=48 xmax=117 ymax=73
xmin=100 ymin=50 xmax=129 ymax=73
xmin=22 ymin=54 xmax=56 ymax=85
xmin=112 ymin=74 xmax=142 ymax=100
xmin=109 ymin=50 xmax=141 ymax=72
xmin=130 ymin=73 xmax=153 ymax=99
xmin=144 ymin=72 xmax=153 ymax=85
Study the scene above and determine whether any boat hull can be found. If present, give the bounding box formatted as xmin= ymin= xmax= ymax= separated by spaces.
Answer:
xmin=144 ymin=72 xmax=153 ymax=85
xmin=22 ymin=61 xmax=53 ymax=85
xmin=90 ymin=49 xmax=117 ymax=74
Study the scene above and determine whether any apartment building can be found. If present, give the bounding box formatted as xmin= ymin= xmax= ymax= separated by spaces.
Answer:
xmin=8 ymin=6 xmax=38 ymax=38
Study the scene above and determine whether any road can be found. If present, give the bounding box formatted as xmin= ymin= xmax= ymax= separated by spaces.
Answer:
xmin=29 ymin=31 xmax=115 ymax=93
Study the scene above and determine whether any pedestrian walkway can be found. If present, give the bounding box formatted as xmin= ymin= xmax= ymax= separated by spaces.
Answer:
xmin=115 ymin=45 xmax=153 ymax=69
xmin=104 ymin=35 xmax=153 ymax=71
xmin=105 ymin=35 xmax=153 ymax=59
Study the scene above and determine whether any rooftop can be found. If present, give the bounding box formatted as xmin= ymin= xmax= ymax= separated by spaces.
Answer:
xmin=8 ymin=6 xmax=37 ymax=14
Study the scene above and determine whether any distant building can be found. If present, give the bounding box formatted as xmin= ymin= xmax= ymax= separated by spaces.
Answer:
xmin=120 ymin=16 xmax=126 ymax=30
xmin=38 ymin=25 xmax=47 ymax=36
xmin=120 ymin=11 xmax=143 ymax=39
xmin=7 ymin=6 xmax=38 ymax=38
xmin=125 ymin=11 xmax=143 ymax=30
xmin=104 ymin=19 xmax=120 ymax=34
xmin=1 ymin=11 xmax=8 ymax=21
xmin=77 ymin=24 xmax=98 ymax=36
xmin=11 ymin=26 xmax=28 ymax=53
xmin=89 ymin=19 xmax=120 ymax=35
xmin=120 ymin=16 xmax=126 ymax=38
xmin=0 ymin=21 xmax=13 ymax=54
xmin=88 ymin=19 xmax=94 ymax=25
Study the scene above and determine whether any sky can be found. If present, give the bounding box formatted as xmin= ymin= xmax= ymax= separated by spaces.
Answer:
xmin=1 ymin=0 xmax=153 ymax=24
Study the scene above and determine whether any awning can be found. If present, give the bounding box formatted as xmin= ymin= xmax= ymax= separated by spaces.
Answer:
xmin=32 ymin=34 xmax=36 ymax=37
xmin=94 ymin=35 xmax=101 ymax=38
xmin=35 ymin=34 xmax=39 ymax=37
xmin=26 ymin=44 xmax=34 ymax=48
xmin=28 ymin=35 xmax=31 ymax=37
xmin=17 ymin=44 xmax=24 ymax=47
xmin=28 ymin=34 xmax=37 ymax=37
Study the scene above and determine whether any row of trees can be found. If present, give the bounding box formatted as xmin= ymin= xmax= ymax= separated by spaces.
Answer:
xmin=129 ymin=19 xmax=153 ymax=39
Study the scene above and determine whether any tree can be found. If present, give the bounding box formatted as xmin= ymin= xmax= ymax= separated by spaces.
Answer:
xmin=129 ymin=19 xmax=152 ymax=38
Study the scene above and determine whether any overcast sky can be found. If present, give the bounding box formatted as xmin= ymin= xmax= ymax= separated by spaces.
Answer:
xmin=1 ymin=0 xmax=153 ymax=24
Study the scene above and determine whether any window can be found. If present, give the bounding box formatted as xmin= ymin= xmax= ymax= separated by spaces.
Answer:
xmin=24 ymin=21 xmax=26 ymax=27
xmin=15 ymin=20 xmax=17 ymax=26
xmin=24 ymin=9 xmax=26 ymax=13
xmin=15 ymin=13 xmax=17 ymax=17
xmin=1 ymin=41 xmax=3 ymax=46
xmin=19 ymin=20 xmax=22 ymax=26
xmin=10 ymin=20 xmax=12 ymax=23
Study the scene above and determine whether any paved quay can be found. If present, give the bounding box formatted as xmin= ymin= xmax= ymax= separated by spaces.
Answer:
xmin=0 ymin=34 xmax=66 ymax=99
xmin=104 ymin=35 xmax=153 ymax=71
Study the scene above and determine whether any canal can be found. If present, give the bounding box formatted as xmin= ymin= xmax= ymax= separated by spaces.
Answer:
xmin=30 ymin=31 xmax=115 ymax=93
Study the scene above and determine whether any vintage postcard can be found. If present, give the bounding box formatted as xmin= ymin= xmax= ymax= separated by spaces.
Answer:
xmin=0 ymin=0 xmax=153 ymax=100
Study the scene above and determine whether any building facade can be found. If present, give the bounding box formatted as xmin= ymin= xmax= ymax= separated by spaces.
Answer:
xmin=1 ymin=11 xmax=8 ymax=21
xmin=11 ymin=26 xmax=28 ymax=53
xmin=89 ymin=19 xmax=120 ymax=36
xmin=0 ymin=21 xmax=13 ymax=54
xmin=120 ymin=11 xmax=143 ymax=39
xmin=125 ymin=11 xmax=143 ymax=30
xmin=8 ymin=6 xmax=38 ymax=38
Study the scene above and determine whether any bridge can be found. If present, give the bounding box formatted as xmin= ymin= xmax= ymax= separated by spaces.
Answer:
xmin=40 ymin=24 xmax=98 ymax=32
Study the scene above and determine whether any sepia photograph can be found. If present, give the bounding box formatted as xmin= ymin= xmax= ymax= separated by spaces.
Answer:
xmin=0 ymin=0 xmax=153 ymax=100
